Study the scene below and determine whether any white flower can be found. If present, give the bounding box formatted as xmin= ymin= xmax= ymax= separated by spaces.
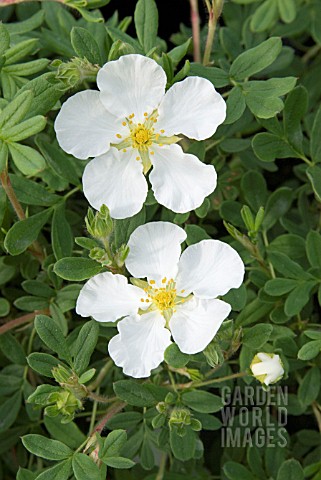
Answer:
xmin=76 ymin=222 xmax=244 ymax=378
xmin=54 ymin=54 xmax=226 ymax=219
xmin=250 ymin=353 xmax=284 ymax=386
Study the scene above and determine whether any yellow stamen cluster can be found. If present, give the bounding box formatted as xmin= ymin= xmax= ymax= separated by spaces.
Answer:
xmin=141 ymin=278 xmax=177 ymax=313
xmin=131 ymin=125 xmax=153 ymax=150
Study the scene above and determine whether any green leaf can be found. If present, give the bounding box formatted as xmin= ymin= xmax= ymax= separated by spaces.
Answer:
xmin=4 ymin=39 xmax=38 ymax=66
xmin=0 ymin=90 xmax=33 ymax=129
xmin=34 ymin=314 xmax=71 ymax=362
xmin=189 ymin=63 xmax=230 ymax=88
xmin=73 ymin=321 xmax=99 ymax=374
xmin=113 ymin=208 xmax=146 ymax=249
xmin=9 ymin=174 xmax=59 ymax=206
xmin=100 ymin=430 xmax=127 ymax=458
xmin=8 ymin=143 xmax=46 ymax=176
xmin=5 ymin=10 xmax=45 ymax=35
xmin=106 ymin=412 xmax=142 ymax=430
xmin=224 ymin=461 xmax=256 ymax=480
xmin=107 ymin=26 xmax=143 ymax=54
xmin=278 ymin=0 xmax=297 ymax=23
xmin=170 ymin=427 xmax=196 ymax=461
xmin=103 ymin=456 xmax=135 ymax=468
xmin=230 ymin=37 xmax=282 ymax=80
xmin=44 ymin=416 xmax=86 ymax=449
xmin=224 ymin=86 xmax=246 ymax=124
xmin=263 ymin=187 xmax=293 ymax=229
xmin=22 ymin=435 xmax=72 ymax=461
xmin=252 ymin=133 xmax=298 ymax=162
xmin=27 ymin=384 xmax=60 ymax=405
xmin=250 ymin=0 xmax=278 ymax=32
xmin=185 ymin=224 xmax=210 ymax=246
xmin=113 ymin=380 xmax=156 ymax=407
xmin=298 ymin=340 xmax=321 ymax=361
xmin=1 ymin=116 xmax=46 ymax=142
xmin=246 ymin=92 xmax=283 ymax=118
xmin=277 ymin=459 xmax=304 ymax=480
xmin=306 ymin=231 xmax=321 ymax=269
xmin=27 ymin=352 xmax=61 ymax=377
xmin=298 ymin=367 xmax=321 ymax=407
xmin=0 ymin=332 xmax=26 ymax=365
xmin=71 ymin=27 xmax=101 ymax=64
xmin=164 ymin=344 xmax=190 ymax=368
xmin=52 ymin=204 xmax=74 ymax=261
xmin=241 ymin=170 xmax=268 ymax=211
xmin=268 ymin=252 xmax=310 ymax=279
xmin=283 ymin=85 xmax=308 ymax=152
xmin=4 ymin=209 xmax=52 ymax=256
xmin=134 ymin=0 xmax=158 ymax=53
xmin=19 ymin=73 xmax=64 ymax=118
xmin=284 ymin=281 xmax=316 ymax=316
xmin=72 ymin=453 xmax=101 ymax=480
xmin=243 ymin=324 xmax=273 ymax=348
xmin=36 ymin=460 xmax=72 ymax=480
xmin=307 ymin=166 xmax=321 ymax=202
xmin=0 ymin=141 xmax=8 ymax=173
xmin=311 ymin=105 xmax=321 ymax=163
xmin=168 ymin=39 xmax=191 ymax=67
xmin=182 ymin=390 xmax=223 ymax=413
xmin=0 ymin=391 xmax=21 ymax=433
xmin=0 ymin=298 xmax=10 ymax=317
xmin=54 ymin=257 xmax=103 ymax=281
xmin=36 ymin=138 xmax=79 ymax=186
xmin=265 ymin=278 xmax=298 ymax=296
xmin=0 ymin=24 xmax=10 ymax=56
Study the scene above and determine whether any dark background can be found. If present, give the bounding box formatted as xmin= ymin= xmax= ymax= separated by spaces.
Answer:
xmin=102 ymin=0 xmax=201 ymax=43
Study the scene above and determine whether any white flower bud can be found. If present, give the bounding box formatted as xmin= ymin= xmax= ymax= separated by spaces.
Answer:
xmin=250 ymin=352 xmax=284 ymax=386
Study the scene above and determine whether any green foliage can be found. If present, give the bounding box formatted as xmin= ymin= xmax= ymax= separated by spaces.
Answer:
xmin=0 ymin=0 xmax=321 ymax=478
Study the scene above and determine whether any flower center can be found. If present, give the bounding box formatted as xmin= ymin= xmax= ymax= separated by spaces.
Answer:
xmin=131 ymin=125 xmax=153 ymax=149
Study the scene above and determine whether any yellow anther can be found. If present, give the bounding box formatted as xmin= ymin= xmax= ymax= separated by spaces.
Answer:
xmin=136 ymin=156 xmax=140 ymax=161
xmin=162 ymin=277 xmax=167 ymax=284
xmin=116 ymin=134 xmax=122 ymax=139
xmin=122 ymin=121 xmax=127 ymax=126
xmin=140 ymin=298 xmax=145 ymax=302
xmin=153 ymin=119 xmax=157 ymax=123
xmin=144 ymin=112 xmax=148 ymax=117
xmin=123 ymin=149 xmax=127 ymax=152
xmin=150 ymin=151 xmax=154 ymax=155
xmin=160 ymin=129 xmax=165 ymax=133
xmin=181 ymin=289 xmax=185 ymax=293
xmin=149 ymin=280 xmax=155 ymax=285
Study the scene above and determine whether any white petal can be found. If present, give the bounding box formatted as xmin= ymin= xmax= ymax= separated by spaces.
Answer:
xmin=156 ymin=77 xmax=226 ymax=140
xmin=54 ymin=90 xmax=121 ymax=160
xmin=108 ymin=311 xmax=171 ymax=378
xmin=149 ymin=144 xmax=217 ymax=213
xmin=125 ymin=221 xmax=186 ymax=281
xmin=170 ymin=297 xmax=231 ymax=354
xmin=76 ymin=272 xmax=143 ymax=322
xmin=97 ymin=54 xmax=166 ymax=122
xmin=176 ymin=240 xmax=245 ymax=299
xmin=82 ymin=148 xmax=148 ymax=219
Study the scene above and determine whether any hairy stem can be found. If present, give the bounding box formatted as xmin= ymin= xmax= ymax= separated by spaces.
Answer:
xmin=203 ymin=0 xmax=224 ymax=65
xmin=0 ymin=309 xmax=49 ymax=335
xmin=190 ymin=0 xmax=201 ymax=62
xmin=93 ymin=401 xmax=127 ymax=434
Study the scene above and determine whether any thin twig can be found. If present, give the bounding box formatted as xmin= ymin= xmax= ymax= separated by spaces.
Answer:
xmin=0 ymin=309 xmax=49 ymax=335
xmin=190 ymin=0 xmax=201 ymax=62
xmin=94 ymin=402 xmax=127 ymax=434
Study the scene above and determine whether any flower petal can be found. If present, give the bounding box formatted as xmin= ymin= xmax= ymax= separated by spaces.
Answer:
xmin=126 ymin=221 xmax=186 ymax=281
xmin=149 ymin=144 xmax=217 ymax=213
xmin=54 ymin=90 xmax=120 ymax=160
xmin=176 ymin=240 xmax=245 ymax=299
xmin=82 ymin=148 xmax=148 ymax=219
xmin=170 ymin=297 xmax=231 ymax=354
xmin=76 ymin=272 xmax=144 ymax=322
xmin=108 ymin=311 xmax=171 ymax=378
xmin=156 ymin=77 xmax=226 ymax=140
xmin=97 ymin=54 xmax=166 ymax=122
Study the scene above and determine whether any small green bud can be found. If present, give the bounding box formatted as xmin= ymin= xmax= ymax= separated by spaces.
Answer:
xmin=85 ymin=204 xmax=113 ymax=241
xmin=108 ymin=40 xmax=136 ymax=61
xmin=241 ymin=205 xmax=255 ymax=232
xmin=165 ymin=392 xmax=177 ymax=404
xmin=52 ymin=365 xmax=73 ymax=384
xmin=186 ymin=368 xmax=203 ymax=382
xmin=113 ymin=244 xmax=130 ymax=268
xmin=254 ymin=206 xmax=265 ymax=231
xmin=152 ymin=413 xmax=166 ymax=429
xmin=78 ymin=368 xmax=96 ymax=384
xmin=54 ymin=57 xmax=99 ymax=89
xmin=169 ymin=407 xmax=191 ymax=429
xmin=156 ymin=401 xmax=167 ymax=414
xmin=191 ymin=418 xmax=202 ymax=431
xmin=203 ymin=342 xmax=224 ymax=368
xmin=89 ymin=247 xmax=112 ymax=267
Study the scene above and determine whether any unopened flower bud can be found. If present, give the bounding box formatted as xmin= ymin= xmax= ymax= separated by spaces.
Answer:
xmin=250 ymin=352 xmax=284 ymax=386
